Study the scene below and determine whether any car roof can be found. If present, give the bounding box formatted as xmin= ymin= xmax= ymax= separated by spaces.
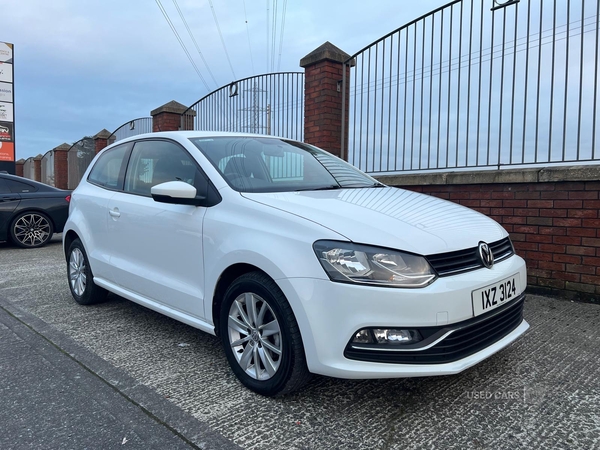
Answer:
xmin=111 ymin=131 xmax=297 ymax=146
xmin=0 ymin=172 xmax=66 ymax=192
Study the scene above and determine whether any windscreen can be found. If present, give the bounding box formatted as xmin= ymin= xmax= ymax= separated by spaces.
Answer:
xmin=190 ymin=137 xmax=379 ymax=193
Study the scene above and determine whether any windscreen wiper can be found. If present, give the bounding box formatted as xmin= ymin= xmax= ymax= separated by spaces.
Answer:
xmin=295 ymin=185 xmax=341 ymax=192
xmin=336 ymin=183 xmax=386 ymax=189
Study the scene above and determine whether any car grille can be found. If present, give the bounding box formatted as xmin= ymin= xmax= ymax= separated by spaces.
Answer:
xmin=426 ymin=237 xmax=514 ymax=277
xmin=344 ymin=295 xmax=525 ymax=365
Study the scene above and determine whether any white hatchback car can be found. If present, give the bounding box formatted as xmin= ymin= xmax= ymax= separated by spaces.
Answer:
xmin=64 ymin=131 xmax=529 ymax=396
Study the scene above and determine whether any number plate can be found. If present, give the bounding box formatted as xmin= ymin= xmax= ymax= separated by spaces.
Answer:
xmin=472 ymin=274 xmax=521 ymax=316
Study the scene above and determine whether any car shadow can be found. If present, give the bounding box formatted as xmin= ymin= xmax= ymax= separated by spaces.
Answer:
xmin=0 ymin=234 xmax=63 ymax=250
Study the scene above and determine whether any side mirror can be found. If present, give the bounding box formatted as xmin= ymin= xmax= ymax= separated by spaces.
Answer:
xmin=151 ymin=181 xmax=205 ymax=206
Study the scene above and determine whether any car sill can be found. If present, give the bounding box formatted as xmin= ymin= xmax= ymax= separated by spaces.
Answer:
xmin=93 ymin=277 xmax=216 ymax=336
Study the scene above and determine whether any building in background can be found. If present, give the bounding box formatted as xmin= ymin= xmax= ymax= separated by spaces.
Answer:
xmin=0 ymin=41 xmax=15 ymax=174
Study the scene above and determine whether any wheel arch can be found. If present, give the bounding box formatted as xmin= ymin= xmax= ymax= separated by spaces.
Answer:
xmin=212 ymin=263 xmax=273 ymax=337
xmin=63 ymin=229 xmax=80 ymax=261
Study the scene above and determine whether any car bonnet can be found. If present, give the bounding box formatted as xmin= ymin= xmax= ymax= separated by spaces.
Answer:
xmin=241 ymin=187 xmax=507 ymax=255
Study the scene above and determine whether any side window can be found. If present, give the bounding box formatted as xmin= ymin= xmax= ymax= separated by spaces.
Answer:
xmin=4 ymin=179 xmax=38 ymax=193
xmin=0 ymin=178 xmax=10 ymax=194
xmin=124 ymin=140 xmax=204 ymax=197
xmin=88 ymin=144 xmax=129 ymax=189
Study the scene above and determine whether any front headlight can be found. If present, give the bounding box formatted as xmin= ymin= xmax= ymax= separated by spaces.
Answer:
xmin=313 ymin=240 xmax=437 ymax=288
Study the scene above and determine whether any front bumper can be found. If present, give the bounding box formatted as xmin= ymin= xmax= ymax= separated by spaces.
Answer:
xmin=344 ymin=294 xmax=525 ymax=364
xmin=277 ymin=254 xmax=528 ymax=379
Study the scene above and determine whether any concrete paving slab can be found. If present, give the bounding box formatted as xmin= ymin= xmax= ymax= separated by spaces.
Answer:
xmin=0 ymin=303 xmax=194 ymax=449
xmin=0 ymin=236 xmax=599 ymax=449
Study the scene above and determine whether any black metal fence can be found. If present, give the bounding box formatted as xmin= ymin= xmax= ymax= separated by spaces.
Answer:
xmin=67 ymin=138 xmax=95 ymax=189
xmin=107 ymin=117 xmax=153 ymax=145
xmin=182 ymin=72 xmax=304 ymax=141
xmin=343 ymin=0 xmax=600 ymax=173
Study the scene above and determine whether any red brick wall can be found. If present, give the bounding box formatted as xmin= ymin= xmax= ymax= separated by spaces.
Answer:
xmin=303 ymin=61 xmax=349 ymax=158
xmin=400 ymin=181 xmax=600 ymax=301
xmin=94 ymin=138 xmax=108 ymax=154
xmin=15 ymin=162 xmax=23 ymax=177
xmin=33 ymin=158 xmax=41 ymax=181
xmin=54 ymin=150 xmax=69 ymax=190
xmin=153 ymin=112 xmax=181 ymax=132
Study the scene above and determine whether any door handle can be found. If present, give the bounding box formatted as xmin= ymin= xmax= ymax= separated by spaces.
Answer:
xmin=109 ymin=209 xmax=121 ymax=218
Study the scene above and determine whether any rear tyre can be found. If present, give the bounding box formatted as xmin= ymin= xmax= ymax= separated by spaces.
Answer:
xmin=67 ymin=238 xmax=108 ymax=305
xmin=220 ymin=272 xmax=311 ymax=396
xmin=10 ymin=212 xmax=54 ymax=248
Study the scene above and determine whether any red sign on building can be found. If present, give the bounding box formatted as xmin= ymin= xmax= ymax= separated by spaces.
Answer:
xmin=0 ymin=42 xmax=14 ymax=174
xmin=0 ymin=141 xmax=14 ymax=161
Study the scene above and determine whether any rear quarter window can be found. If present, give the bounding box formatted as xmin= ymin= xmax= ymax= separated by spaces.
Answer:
xmin=4 ymin=179 xmax=38 ymax=193
xmin=0 ymin=178 xmax=10 ymax=194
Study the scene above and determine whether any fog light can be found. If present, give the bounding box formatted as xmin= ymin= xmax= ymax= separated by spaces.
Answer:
xmin=352 ymin=329 xmax=373 ymax=344
xmin=373 ymin=329 xmax=421 ymax=344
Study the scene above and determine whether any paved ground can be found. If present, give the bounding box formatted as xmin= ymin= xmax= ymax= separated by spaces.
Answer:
xmin=0 ymin=235 xmax=599 ymax=449
xmin=0 ymin=303 xmax=228 ymax=450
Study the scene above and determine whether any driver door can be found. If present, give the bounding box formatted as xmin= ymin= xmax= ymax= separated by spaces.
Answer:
xmin=107 ymin=139 xmax=208 ymax=319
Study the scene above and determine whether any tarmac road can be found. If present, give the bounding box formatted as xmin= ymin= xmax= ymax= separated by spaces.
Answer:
xmin=1 ymin=235 xmax=599 ymax=449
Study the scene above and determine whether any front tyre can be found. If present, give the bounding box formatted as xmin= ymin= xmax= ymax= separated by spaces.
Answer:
xmin=67 ymin=238 xmax=108 ymax=305
xmin=220 ymin=272 xmax=311 ymax=396
xmin=10 ymin=212 xmax=54 ymax=248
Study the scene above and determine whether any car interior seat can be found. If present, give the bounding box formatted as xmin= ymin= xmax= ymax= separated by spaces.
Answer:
xmin=223 ymin=154 xmax=270 ymax=181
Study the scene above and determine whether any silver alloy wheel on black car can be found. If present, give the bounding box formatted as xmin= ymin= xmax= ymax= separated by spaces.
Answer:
xmin=11 ymin=212 xmax=53 ymax=248
xmin=227 ymin=292 xmax=283 ymax=381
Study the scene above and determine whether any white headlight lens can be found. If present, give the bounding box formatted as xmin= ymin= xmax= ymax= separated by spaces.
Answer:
xmin=314 ymin=241 xmax=437 ymax=288
xmin=323 ymin=248 xmax=371 ymax=277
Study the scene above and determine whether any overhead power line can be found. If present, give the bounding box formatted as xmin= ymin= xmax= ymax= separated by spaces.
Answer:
xmin=277 ymin=0 xmax=288 ymax=71
xmin=242 ymin=0 xmax=255 ymax=74
xmin=271 ymin=0 xmax=278 ymax=71
xmin=172 ymin=0 xmax=219 ymax=88
xmin=266 ymin=0 xmax=270 ymax=73
xmin=207 ymin=0 xmax=237 ymax=79
xmin=154 ymin=0 xmax=210 ymax=91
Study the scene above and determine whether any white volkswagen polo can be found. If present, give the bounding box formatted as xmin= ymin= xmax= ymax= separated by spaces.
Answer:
xmin=64 ymin=131 xmax=528 ymax=396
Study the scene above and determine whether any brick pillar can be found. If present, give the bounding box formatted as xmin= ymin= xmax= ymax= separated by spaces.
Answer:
xmin=15 ymin=159 xmax=24 ymax=177
xmin=93 ymin=129 xmax=111 ymax=154
xmin=300 ymin=42 xmax=353 ymax=159
xmin=33 ymin=154 xmax=42 ymax=181
xmin=151 ymin=100 xmax=188 ymax=132
xmin=52 ymin=143 xmax=70 ymax=190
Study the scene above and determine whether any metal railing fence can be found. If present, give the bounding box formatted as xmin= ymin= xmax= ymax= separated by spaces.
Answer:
xmin=182 ymin=72 xmax=304 ymax=141
xmin=67 ymin=138 xmax=95 ymax=189
xmin=23 ymin=158 xmax=34 ymax=180
xmin=107 ymin=117 xmax=153 ymax=145
xmin=343 ymin=0 xmax=600 ymax=173
xmin=40 ymin=151 xmax=54 ymax=186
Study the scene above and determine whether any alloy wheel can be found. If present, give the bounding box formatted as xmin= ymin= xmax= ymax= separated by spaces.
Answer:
xmin=13 ymin=213 xmax=51 ymax=247
xmin=69 ymin=248 xmax=87 ymax=297
xmin=227 ymin=292 xmax=282 ymax=381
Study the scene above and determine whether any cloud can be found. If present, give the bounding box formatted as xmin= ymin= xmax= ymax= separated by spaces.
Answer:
xmin=3 ymin=0 xmax=449 ymax=159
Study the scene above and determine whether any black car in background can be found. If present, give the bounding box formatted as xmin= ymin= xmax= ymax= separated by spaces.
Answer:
xmin=0 ymin=173 xmax=71 ymax=248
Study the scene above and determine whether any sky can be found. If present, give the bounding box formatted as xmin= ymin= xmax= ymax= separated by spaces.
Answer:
xmin=2 ymin=0 xmax=450 ymax=160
